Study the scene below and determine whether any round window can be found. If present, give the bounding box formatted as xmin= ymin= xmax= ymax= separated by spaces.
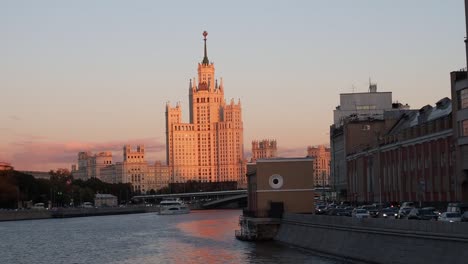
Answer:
xmin=269 ymin=174 xmax=284 ymax=189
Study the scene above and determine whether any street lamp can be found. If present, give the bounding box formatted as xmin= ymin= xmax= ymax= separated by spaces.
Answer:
xmin=16 ymin=186 xmax=20 ymax=209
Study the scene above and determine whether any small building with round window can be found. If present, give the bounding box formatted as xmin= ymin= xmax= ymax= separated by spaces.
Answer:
xmin=246 ymin=157 xmax=315 ymax=217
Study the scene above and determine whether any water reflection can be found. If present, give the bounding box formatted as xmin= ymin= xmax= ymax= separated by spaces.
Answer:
xmin=0 ymin=210 xmax=345 ymax=264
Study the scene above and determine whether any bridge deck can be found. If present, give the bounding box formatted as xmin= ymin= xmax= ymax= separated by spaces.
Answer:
xmin=133 ymin=190 xmax=247 ymax=200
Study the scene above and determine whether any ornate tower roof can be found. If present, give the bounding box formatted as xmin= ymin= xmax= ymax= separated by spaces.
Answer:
xmin=202 ymin=31 xmax=209 ymax=65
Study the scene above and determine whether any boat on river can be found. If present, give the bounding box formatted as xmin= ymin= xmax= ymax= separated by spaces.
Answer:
xmin=159 ymin=198 xmax=190 ymax=215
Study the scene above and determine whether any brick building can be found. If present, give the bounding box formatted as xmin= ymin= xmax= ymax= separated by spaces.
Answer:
xmin=347 ymin=98 xmax=455 ymax=203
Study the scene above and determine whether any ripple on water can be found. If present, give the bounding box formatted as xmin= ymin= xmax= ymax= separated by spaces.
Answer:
xmin=0 ymin=210 xmax=346 ymax=264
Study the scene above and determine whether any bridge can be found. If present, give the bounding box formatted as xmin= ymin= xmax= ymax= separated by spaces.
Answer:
xmin=202 ymin=193 xmax=247 ymax=209
xmin=132 ymin=190 xmax=247 ymax=209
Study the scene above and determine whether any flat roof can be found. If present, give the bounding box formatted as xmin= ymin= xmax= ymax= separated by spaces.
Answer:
xmin=340 ymin=91 xmax=392 ymax=95
xmin=257 ymin=157 xmax=313 ymax=163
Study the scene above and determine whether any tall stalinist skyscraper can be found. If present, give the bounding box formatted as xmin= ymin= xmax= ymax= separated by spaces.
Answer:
xmin=165 ymin=31 xmax=245 ymax=186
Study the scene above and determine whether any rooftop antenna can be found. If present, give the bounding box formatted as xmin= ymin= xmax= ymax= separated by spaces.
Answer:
xmin=368 ymin=77 xmax=372 ymax=92
xmin=368 ymin=77 xmax=377 ymax=93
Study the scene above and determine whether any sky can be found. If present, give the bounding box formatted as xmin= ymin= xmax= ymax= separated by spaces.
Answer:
xmin=1 ymin=0 xmax=466 ymax=171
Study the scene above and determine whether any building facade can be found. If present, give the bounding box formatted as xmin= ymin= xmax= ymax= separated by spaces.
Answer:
xmin=251 ymin=139 xmax=277 ymax=162
xmin=307 ymin=145 xmax=331 ymax=187
xmin=340 ymin=4 xmax=468 ymax=203
xmin=72 ymin=151 xmax=113 ymax=181
xmin=166 ymin=31 xmax=245 ymax=186
xmin=330 ymin=84 xmax=407 ymax=200
xmin=154 ymin=161 xmax=171 ymax=191
xmin=246 ymin=157 xmax=315 ymax=216
xmin=94 ymin=194 xmax=117 ymax=207
xmin=120 ymin=145 xmax=146 ymax=189
xmin=71 ymin=145 xmax=171 ymax=194
xmin=451 ymin=70 xmax=468 ymax=202
xmin=120 ymin=145 xmax=155 ymax=193
xmin=333 ymin=84 xmax=395 ymax=127
xmin=347 ymin=98 xmax=456 ymax=203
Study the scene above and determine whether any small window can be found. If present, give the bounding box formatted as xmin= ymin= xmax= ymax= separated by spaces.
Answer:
xmin=459 ymin=88 xmax=468 ymax=109
xmin=362 ymin=125 xmax=371 ymax=131
xmin=461 ymin=120 xmax=468 ymax=137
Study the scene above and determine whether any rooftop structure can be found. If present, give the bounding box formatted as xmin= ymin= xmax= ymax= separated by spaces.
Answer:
xmin=251 ymin=139 xmax=277 ymax=162
xmin=333 ymin=83 xmax=394 ymax=127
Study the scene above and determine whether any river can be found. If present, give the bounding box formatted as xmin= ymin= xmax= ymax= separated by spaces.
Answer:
xmin=0 ymin=210 xmax=346 ymax=264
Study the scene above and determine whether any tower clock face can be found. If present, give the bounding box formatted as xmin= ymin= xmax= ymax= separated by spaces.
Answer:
xmin=269 ymin=174 xmax=284 ymax=189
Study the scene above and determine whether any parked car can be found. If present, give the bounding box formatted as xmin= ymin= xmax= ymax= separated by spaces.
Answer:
xmin=438 ymin=212 xmax=462 ymax=223
xmin=31 ymin=203 xmax=46 ymax=210
xmin=446 ymin=203 xmax=468 ymax=215
xmin=379 ymin=207 xmax=398 ymax=219
xmin=315 ymin=205 xmax=327 ymax=215
xmin=352 ymin=209 xmax=370 ymax=218
xmin=360 ymin=205 xmax=379 ymax=218
xmin=372 ymin=203 xmax=389 ymax=210
xmin=407 ymin=207 xmax=438 ymax=220
xmin=461 ymin=211 xmax=468 ymax=222
xmin=339 ymin=201 xmax=352 ymax=207
xmin=327 ymin=208 xmax=350 ymax=216
xmin=397 ymin=207 xmax=413 ymax=219
xmin=82 ymin=202 xmax=94 ymax=208
xmin=343 ymin=207 xmax=354 ymax=217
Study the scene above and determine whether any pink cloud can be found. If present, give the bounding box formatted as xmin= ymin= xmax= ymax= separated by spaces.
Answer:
xmin=5 ymin=137 xmax=166 ymax=171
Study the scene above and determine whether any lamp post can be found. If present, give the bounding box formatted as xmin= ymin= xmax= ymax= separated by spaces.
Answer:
xmin=379 ymin=170 xmax=382 ymax=208
xmin=419 ymin=179 xmax=425 ymax=208
xmin=16 ymin=186 xmax=20 ymax=209
xmin=374 ymin=131 xmax=382 ymax=208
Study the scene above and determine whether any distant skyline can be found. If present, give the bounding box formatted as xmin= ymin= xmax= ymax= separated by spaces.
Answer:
xmin=1 ymin=0 xmax=466 ymax=170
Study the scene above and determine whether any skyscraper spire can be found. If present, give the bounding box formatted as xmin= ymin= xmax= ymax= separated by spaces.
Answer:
xmin=202 ymin=31 xmax=209 ymax=65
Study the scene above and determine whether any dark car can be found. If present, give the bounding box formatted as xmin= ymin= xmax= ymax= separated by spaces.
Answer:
xmin=462 ymin=211 xmax=468 ymax=222
xmin=343 ymin=207 xmax=354 ymax=217
xmin=361 ymin=205 xmax=379 ymax=218
xmin=407 ymin=207 xmax=438 ymax=220
xmin=379 ymin=207 xmax=398 ymax=218
xmin=327 ymin=208 xmax=347 ymax=216
xmin=315 ymin=205 xmax=327 ymax=215
xmin=397 ymin=207 xmax=413 ymax=219
xmin=447 ymin=203 xmax=468 ymax=215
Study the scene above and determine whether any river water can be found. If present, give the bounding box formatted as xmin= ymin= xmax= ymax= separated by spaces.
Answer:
xmin=0 ymin=210 xmax=346 ymax=264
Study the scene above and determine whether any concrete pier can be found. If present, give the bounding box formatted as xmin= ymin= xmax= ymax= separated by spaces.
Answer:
xmin=275 ymin=213 xmax=468 ymax=264
xmin=0 ymin=210 xmax=51 ymax=221
xmin=235 ymin=216 xmax=281 ymax=241
xmin=0 ymin=206 xmax=159 ymax=221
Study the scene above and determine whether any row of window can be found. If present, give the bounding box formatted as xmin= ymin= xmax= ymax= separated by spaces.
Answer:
xmin=462 ymin=120 xmax=468 ymax=137
xmin=127 ymin=155 xmax=143 ymax=159
xmin=195 ymin=97 xmax=221 ymax=103
xmin=459 ymin=88 xmax=468 ymax=109
xmin=356 ymin=105 xmax=377 ymax=110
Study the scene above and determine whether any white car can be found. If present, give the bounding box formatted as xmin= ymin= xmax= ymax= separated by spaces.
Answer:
xmin=352 ymin=209 xmax=370 ymax=218
xmin=438 ymin=212 xmax=461 ymax=222
xmin=31 ymin=203 xmax=46 ymax=210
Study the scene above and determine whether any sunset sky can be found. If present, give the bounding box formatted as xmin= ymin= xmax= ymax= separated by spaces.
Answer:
xmin=1 ymin=0 xmax=466 ymax=171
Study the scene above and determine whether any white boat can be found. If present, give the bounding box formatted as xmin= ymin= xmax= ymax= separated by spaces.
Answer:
xmin=159 ymin=198 xmax=190 ymax=215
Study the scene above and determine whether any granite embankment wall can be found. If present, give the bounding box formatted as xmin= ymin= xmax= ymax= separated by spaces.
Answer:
xmin=0 ymin=210 xmax=51 ymax=221
xmin=275 ymin=213 xmax=468 ymax=264
xmin=0 ymin=207 xmax=160 ymax=221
